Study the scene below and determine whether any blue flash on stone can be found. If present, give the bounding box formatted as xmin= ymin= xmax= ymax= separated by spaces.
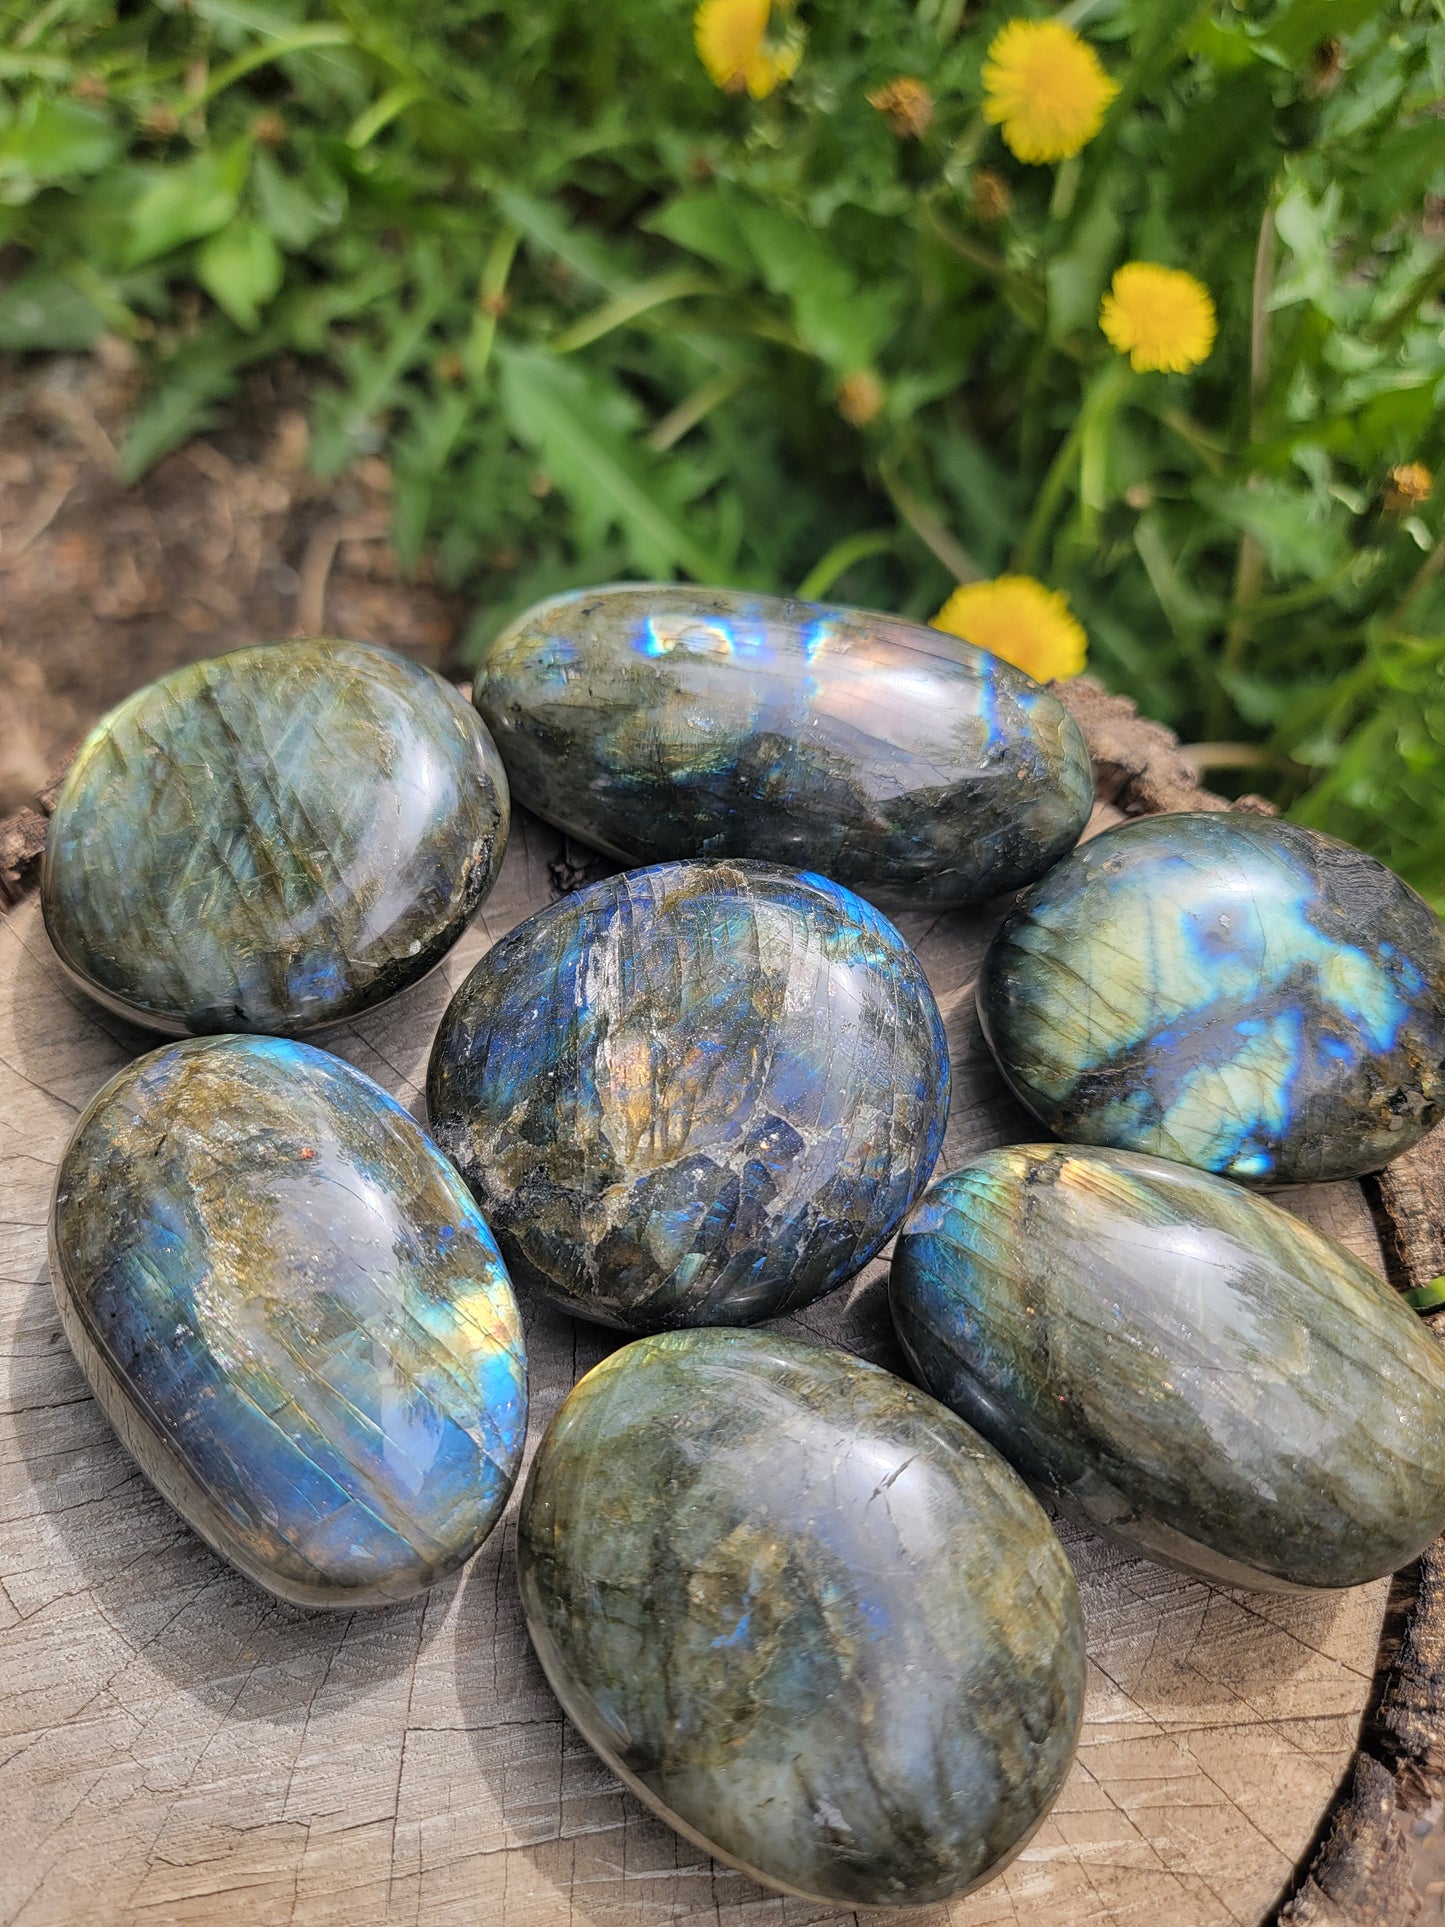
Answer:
xmin=476 ymin=584 xmax=1092 ymax=909
xmin=517 ymin=1329 xmax=1084 ymax=1907
xmin=42 ymin=639 xmax=510 ymax=1037
xmin=978 ymin=813 xmax=1445 ymax=1185
xmin=49 ymin=1035 xmax=528 ymax=1608
xmin=427 ymin=858 xmax=950 ymax=1332
xmin=892 ymin=1144 xmax=1445 ymax=1590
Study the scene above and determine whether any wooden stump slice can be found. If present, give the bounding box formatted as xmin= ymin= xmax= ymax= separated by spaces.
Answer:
xmin=0 ymin=682 xmax=1440 ymax=1927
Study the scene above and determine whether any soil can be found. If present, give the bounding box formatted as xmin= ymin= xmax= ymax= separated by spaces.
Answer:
xmin=0 ymin=344 xmax=465 ymax=816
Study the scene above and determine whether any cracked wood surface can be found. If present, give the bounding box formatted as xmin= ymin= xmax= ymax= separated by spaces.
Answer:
xmin=0 ymin=795 xmax=1408 ymax=1927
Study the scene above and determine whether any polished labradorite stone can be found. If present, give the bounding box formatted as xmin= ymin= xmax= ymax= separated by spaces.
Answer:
xmin=978 ymin=812 xmax=1445 ymax=1184
xmin=473 ymin=584 xmax=1093 ymax=909
xmin=50 ymin=1036 xmax=527 ymax=1607
xmin=427 ymin=859 xmax=949 ymax=1331
xmin=517 ymin=1328 xmax=1084 ymax=1907
xmin=43 ymin=640 xmax=509 ymax=1036
xmin=892 ymin=1145 xmax=1445 ymax=1592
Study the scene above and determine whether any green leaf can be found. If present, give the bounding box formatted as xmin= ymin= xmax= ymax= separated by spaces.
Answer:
xmin=646 ymin=191 xmax=753 ymax=275
xmin=1357 ymin=382 xmax=1444 ymax=460
xmin=197 ymin=218 xmax=283 ymax=330
xmin=0 ymin=264 xmax=105 ymax=349
xmin=0 ymin=55 xmax=72 ymax=84
xmin=123 ymin=144 xmax=251 ymax=268
xmin=1187 ymin=17 xmax=1265 ymax=73
xmin=392 ymin=388 xmax=471 ymax=570
xmin=551 ymin=270 xmax=713 ymax=355
xmin=1134 ymin=512 xmax=1219 ymax=639
xmin=199 ymin=22 xmax=353 ymax=103
xmin=1262 ymin=0 xmax=1390 ymax=67
xmin=1405 ymin=1277 xmax=1445 ymax=1314
xmin=1047 ymin=186 xmax=1121 ymax=341
xmin=121 ymin=351 xmax=247 ymax=480
xmin=190 ymin=0 xmax=312 ymax=37
xmin=732 ymin=204 xmax=898 ymax=370
xmin=1272 ymin=179 xmax=1346 ymax=309
xmin=0 ymin=97 xmax=121 ymax=187
xmin=1195 ymin=479 xmax=1343 ymax=580
xmin=488 ymin=183 xmax=633 ymax=296
xmin=252 ymin=149 xmax=341 ymax=251
xmin=498 ymin=349 xmax=728 ymax=582
xmin=309 ymin=260 xmax=453 ymax=476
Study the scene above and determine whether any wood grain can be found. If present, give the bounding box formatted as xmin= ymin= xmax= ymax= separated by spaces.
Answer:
xmin=0 ymin=792 xmax=1405 ymax=1927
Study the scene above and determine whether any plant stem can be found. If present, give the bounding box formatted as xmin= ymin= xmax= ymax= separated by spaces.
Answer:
xmin=1211 ymin=184 xmax=1278 ymax=734
xmin=796 ymin=530 xmax=896 ymax=601
xmin=463 ymin=228 xmax=520 ymax=387
xmin=1049 ymin=156 xmax=1081 ymax=223
xmin=199 ymin=24 xmax=351 ymax=102
xmin=1241 ymin=561 xmax=1358 ymax=623
xmin=1395 ymin=532 xmax=1445 ymax=622
xmin=1178 ymin=742 xmax=1292 ymax=772
xmin=1223 ymin=537 xmax=1268 ymax=667
xmin=1247 ymin=200 xmax=1276 ymax=425
xmin=12 ymin=0 xmax=70 ymax=49
xmin=346 ymin=82 xmax=423 ymax=150
xmin=1018 ymin=422 xmax=1084 ymax=578
xmin=1368 ymin=248 xmax=1445 ymax=348
xmin=647 ymin=370 xmax=745 ymax=452
xmin=1017 ymin=360 xmax=1129 ymax=575
xmin=879 ymin=461 xmax=984 ymax=584
xmin=923 ymin=205 xmax=1045 ymax=324
xmin=1158 ymin=407 xmax=1227 ymax=475
xmin=551 ymin=272 xmax=715 ymax=355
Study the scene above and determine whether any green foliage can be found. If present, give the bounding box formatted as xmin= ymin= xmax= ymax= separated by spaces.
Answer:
xmin=2 ymin=0 xmax=1443 ymax=902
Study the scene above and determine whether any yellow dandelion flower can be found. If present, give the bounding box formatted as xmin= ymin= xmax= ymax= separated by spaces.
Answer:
xmin=695 ymin=0 xmax=801 ymax=101
xmin=931 ymin=576 xmax=1087 ymax=682
xmin=1100 ymin=263 xmax=1217 ymax=373
xmin=982 ymin=20 xmax=1118 ymax=165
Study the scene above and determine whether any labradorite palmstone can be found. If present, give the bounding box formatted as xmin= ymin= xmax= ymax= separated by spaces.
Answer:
xmin=427 ymin=859 xmax=949 ymax=1331
xmin=978 ymin=812 xmax=1445 ymax=1184
xmin=49 ymin=1036 xmax=527 ymax=1607
xmin=891 ymin=1144 xmax=1445 ymax=1592
xmin=42 ymin=640 xmax=509 ymax=1036
xmin=517 ymin=1328 xmax=1084 ymax=1907
xmin=473 ymin=584 xmax=1093 ymax=909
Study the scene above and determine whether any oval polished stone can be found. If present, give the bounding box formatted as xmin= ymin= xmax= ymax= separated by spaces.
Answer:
xmin=473 ymin=584 xmax=1093 ymax=909
xmin=892 ymin=1145 xmax=1445 ymax=1592
xmin=427 ymin=859 xmax=949 ymax=1331
xmin=978 ymin=812 xmax=1445 ymax=1184
xmin=517 ymin=1328 xmax=1085 ymax=1907
xmin=50 ymin=1036 xmax=528 ymax=1607
xmin=43 ymin=639 xmax=510 ymax=1036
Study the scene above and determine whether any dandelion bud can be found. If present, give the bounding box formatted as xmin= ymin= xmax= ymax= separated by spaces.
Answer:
xmin=837 ymin=371 xmax=885 ymax=427
xmin=1311 ymin=38 xmax=1345 ymax=96
xmin=1383 ymin=463 xmax=1433 ymax=514
xmin=970 ymin=168 xmax=1013 ymax=224
xmin=868 ymin=77 xmax=935 ymax=140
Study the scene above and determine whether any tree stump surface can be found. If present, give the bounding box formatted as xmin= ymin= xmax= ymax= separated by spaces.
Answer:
xmin=1 ymin=679 xmax=1441 ymax=1927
